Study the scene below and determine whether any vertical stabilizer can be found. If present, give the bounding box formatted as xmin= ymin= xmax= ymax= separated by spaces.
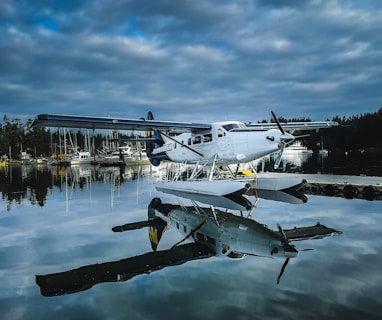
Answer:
xmin=145 ymin=112 xmax=167 ymax=166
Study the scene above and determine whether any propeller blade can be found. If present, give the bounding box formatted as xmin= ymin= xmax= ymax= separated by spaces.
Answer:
xmin=293 ymin=134 xmax=310 ymax=139
xmin=270 ymin=111 xmax=295 ymax=170
xmin=274 ymin=147 xmax=284 ymax=170
xmin=277 ymin=223 xmax=288 ymax=243
xmin=271 ymin=111 xmax=285 ymax=135
xmin=277 ymin=257 xmax=290 ymax=284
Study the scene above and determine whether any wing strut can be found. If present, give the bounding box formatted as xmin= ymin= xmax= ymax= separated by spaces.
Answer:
xmin=159 ymin=131 xmax=204 ymax=157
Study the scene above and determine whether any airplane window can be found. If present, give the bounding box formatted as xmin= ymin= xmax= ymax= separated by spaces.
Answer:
xmin=193 ymin=136 xmax=201 ymax=144
xmin=195 ymin=232 xmax=204 ymax=242
xmin=206 ymin=236 xmax=215 ymax=245
xmin=227 ymin=252 xmax=245 ymax=259
xmin=222 ymin=123 xmax=240 ymax=131
xmin=203 ymin=134 xmax=212 ymax=142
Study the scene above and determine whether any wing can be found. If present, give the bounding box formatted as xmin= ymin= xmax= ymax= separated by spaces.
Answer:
xmin=36 ymin=242 xmax=214 ymax=296
xmin=246 ymin=121 xmax=339 ymax=132
xmin=31 ymin=113 xmax=211 ymax=133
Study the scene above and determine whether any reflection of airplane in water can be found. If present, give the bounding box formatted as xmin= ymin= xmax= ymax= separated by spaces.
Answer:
xmin=36 ymin=191 xmax=341 ymax=297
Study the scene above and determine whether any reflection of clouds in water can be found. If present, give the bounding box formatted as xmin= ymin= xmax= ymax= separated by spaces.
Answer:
xmin=1 ymin=174 xmax=382 ymax=319
xmin=97 ymin=252 xmax=377 ymax=320
xmin=86 ymin=259 xmax=277 ymax=319
xmin=224 ymin=194 xmax=382 ymax=319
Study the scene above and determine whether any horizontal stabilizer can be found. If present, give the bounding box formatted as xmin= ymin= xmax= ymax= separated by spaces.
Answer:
xmin=281 ymin=222 xmax=342 ymax=241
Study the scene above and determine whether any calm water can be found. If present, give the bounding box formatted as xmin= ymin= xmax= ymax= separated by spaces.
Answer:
xmin=0 ymin=164 xmax=381 ymax=320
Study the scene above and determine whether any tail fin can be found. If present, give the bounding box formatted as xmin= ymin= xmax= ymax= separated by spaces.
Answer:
xmin=148 ymin=198 xmax=167 ymax=251
xmin=112 ymin=198 xmax=167 ymax=252
xmin=145 ymin=111 xmax=167 ymax=166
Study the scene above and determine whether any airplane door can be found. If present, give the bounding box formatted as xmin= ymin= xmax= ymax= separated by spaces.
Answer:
xmin=215 ymin=127 xmax=234 ymax=159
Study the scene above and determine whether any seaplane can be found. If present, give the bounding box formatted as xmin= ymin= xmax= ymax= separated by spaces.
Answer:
xmin=31 ymin=111 xmax=338 ymax=196
xmin=35 ymin=195 xmax=341 ymax=296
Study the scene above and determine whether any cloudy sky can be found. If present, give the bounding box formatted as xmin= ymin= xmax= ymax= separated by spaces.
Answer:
xmin=1 ymin=0 xmax=381 ymax=123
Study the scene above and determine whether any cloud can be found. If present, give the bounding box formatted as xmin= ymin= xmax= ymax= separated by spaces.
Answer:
xmin=1 ymin=0 xmax=382 ymax=123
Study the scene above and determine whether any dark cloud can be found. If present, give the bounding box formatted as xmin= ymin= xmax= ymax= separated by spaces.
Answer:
xmin=1 ymin=0 xmax=381 ymax=122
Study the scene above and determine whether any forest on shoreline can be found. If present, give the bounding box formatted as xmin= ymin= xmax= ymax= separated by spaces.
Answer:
xmin=0 ymin=108 xmax=381 ymax=159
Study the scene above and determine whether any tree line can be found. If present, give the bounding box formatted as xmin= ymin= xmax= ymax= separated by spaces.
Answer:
xmin=0 ymin=116 xmax=105 ymax=159
xmin=1 ymin=108 xmax=381 ymax=159
xmin=304 ymin=108 xmax=382 ymax=153
xmin=261 ymin=108 xmax=382 ymax=153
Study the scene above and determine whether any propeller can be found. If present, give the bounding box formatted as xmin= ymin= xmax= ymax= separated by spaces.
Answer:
xmin=293 ymin=134 xmax=310 ymax=139
xmin=271 ymin=111 xmax=285 ymax=135
xmin=273 ymin=149 xmax=284 ymax=170
xmin=277 ymin=257 xmax=290 ymax=284
xmin=277 ymin=223 xmax=288 ymax=242
xmin=276 ymin=223 xmax=298 ymax=284
xmin=271 ymin=111 xmax=295 ymax=169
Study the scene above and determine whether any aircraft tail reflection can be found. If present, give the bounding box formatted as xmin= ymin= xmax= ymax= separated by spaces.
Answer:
xmin=112 ymin=204 xmax=167 ymax=251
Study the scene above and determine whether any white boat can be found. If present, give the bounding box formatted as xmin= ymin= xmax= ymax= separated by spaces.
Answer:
xmin=69 ymin=151 xmax=94 ymax=165
xmin=284 ymin=142 xmax=313 ymax=153
xmin=35 ymin=157 xmax=48 ymax=165
xmin=18 ymin=151 xmax=33 ymax=164
xmin=102 ymin=146 xmax=134 ymax=163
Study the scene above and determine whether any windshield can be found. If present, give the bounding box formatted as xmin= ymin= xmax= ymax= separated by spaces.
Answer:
xmin=222 ymin=123 xmax=245 ymax=131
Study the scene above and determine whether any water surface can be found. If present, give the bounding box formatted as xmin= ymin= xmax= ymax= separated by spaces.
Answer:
xmin=0 ymin=165 xmax=381 ymax=320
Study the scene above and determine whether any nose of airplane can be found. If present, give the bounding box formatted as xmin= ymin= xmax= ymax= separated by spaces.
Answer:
xmin=280 ymin=132 xmax=295 ymax=144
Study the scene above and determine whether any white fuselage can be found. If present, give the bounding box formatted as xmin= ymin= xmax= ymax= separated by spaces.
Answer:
xmin=153 ymin=121 xmax=293 ymax=164
xmin=161 ymin=207 xmax=297 ymax=259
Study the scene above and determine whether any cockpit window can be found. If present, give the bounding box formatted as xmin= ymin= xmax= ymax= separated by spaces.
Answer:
xmin=222 ymin=124 xmax=238 ymax=131
xmin=222 ymin=123 xmax=245 ymax=131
